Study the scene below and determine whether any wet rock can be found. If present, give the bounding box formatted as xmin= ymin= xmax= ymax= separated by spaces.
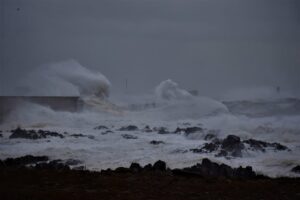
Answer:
xmin=142 ymin=125 xmax=153 ymax=133
xmin=94 ymin=125 xmax=108 ymax=130
xmin=65 ymin=159 xmax=82 ymax=166
xmin=176 ymin=158 xmax=256 ymax=178
xmin=119 ymin=125 xmax=138 ymax=131
xmin=204 ymin=133 xmax=217 ymax=141
xmin=221 ymin=135 xmax=245 ymax=157
xmin=216 ymin=150 xmax=228 ymax=157
xmin=291 ymin=165 xmax=300 ymax=174
xmin=130 ymin=163 xmax=142 ymax=173
xmin=70 ymin=134 xmax=95 ymax=139
xmin=155 ymin=127 xmax=169 ymax=134
xmin=121 ymin=134 xmax=138 ymax=139
xmin=191 ymin=142 xmax=219 ymax=153
xmin=35 ymin=160 xmax=70 ymax=170
xmin=9 ymin=128 xmax=64 ymax=139
xmin=243 ymin=139 xmax=289 ymax=152
xmin=175 ymin=126 xmax=203 ymax=135
xmin=73 ymin=166 xmax=86 ymax=171
xmin=150 ymin=140 xmax=165 ymax=145
xmin=143 ymin=164 xmax=153 ymax=171
xmin=115 ymin=167 xmax=131 ymax=173
xmin=174 ymin=127 xmax=186 ymax=134
xmin=153 ymin=160 xmax=167 ymax=171
xmin=0 ymin=155 xmax=49 ymax=167
xmin=101 ymin=130 xmax=114 ymax=135
xmin=184 ymin=127 xmax=203 ymax=135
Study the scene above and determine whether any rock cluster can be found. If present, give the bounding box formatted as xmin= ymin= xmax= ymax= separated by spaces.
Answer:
xmin=9 ymin=128 xmax=64 ymax=139
xmin=150 ymin=140 xmax=165 ymax=145
xmin=121 ymin=134 xmax=138 ymax=139
xmin=70 ymin=134 xmax=95 ymax=139
xmin=174 ymin=158 xmax=257 ymax=179
xmin=191 ymin=135 xmax=289 ymax=158
xmin=0 ymin=155 xmax=49 ymax=167
xmin=291 ymin=165 xmax=300 ymax=174
xmin=119 ymin=125 xmax=138 ymax=131
xmin=0 ymin=155 xmax=83 ymax=171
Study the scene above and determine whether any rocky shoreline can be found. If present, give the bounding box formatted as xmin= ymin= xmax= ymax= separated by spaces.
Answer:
xmin=0 ymin=155 xmax=299 ymax=200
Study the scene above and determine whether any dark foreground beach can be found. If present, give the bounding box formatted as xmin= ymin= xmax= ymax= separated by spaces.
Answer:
xmin=0 ymin=156 xmax=300 ymax=200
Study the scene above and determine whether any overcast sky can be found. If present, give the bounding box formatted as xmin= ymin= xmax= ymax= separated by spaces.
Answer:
xmin=1 ymin=0 xmax=299 ymax=96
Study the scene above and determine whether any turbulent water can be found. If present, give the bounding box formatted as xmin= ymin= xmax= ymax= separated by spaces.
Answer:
xmin=0 ymin=62 xmax=299 ymax=178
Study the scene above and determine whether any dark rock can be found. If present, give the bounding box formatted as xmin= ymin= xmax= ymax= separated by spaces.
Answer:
xmin=143 ymin=164 xmax=153 ymax=171
xmin=184 ymin=127 xmax=203 ymax=135
xmin=216 ymin=150 xmax=228 ymax=157
xmin=129 ymin=163 xmax=142 ymax=173
xmin=121 ymin=134 xmax=138 ymax=139
xmin=204 ymin=133 xmax=216 ymax=141
xmin=153 ymin=160 xmax=166 ymax=171
xmin=70 ymin=134 xmax=95 ymax=139
xmin=221 ymin=135 xmax=245 ymax=157
xmin=35 ymin=160 xmax=70 ymax=170
xmin=270 ymin=142 xmax=289 ymax=151
xmin=115 ymin=167 xmax=131 ymax=173
xmin=0 ymin=155 xmax=49 ymax=167
xmin=174 ymin=127 xmax=186 ymax=134
xmin=243 ymin=139 xmax=268 ymax=152
xmin=119 ymin=125 xmax=138 ymax=131
xmin=101 ymin=130 xmax=113 ymax=135
xmin=88 ymin=135 xmax=95 ymax=139
xmin=175 ymin=127 xmax=203 ymax=135
xmin=65 ymin=159 xmax=82 ymax=166
xmin=291 ymin=165 xmax=300 ymax=173
xmin=94 ymin=125 xmax=108 ymax=130
xmin=10 ymin=128 xmax=64 ymax=139
xmin=73 ymin=166 xmax=86 ymax=171
xmin=155 ymin=127 xmax=169 ymax=134
xmin=179 ymin=158 xmax=256 ymax=178
xmin=0 ymin=133 xmax=2 ymax=137
xmin=243 ymin=139 xmax=289 ymax=152
xmin=143 ymin=126 xmax=153 ymax=133
xmin=203 ymin=142 xmax=219 ymax=152
xmin=150 ymin=140 xmax=165 ymax=145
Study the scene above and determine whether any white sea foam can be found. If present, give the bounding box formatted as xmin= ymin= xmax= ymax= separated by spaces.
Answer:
xmin=0 ymin=70 xmax=299 ymax=178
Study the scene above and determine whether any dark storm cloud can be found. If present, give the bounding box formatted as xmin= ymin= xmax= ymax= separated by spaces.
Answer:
xmin=1 ymin=0 xmax=299 ymax=96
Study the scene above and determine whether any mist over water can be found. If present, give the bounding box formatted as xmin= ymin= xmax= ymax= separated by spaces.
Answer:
xmin=0 ymin=60 xmax=300 ymax=177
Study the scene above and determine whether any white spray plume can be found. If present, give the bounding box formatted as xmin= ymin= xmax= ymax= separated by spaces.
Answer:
xmin=155 ymin=79 xmax=192 ymax=101
xmin=15 ymin=59 xmax=110 ymax=98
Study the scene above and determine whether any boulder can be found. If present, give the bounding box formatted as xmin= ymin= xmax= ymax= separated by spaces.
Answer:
xmin=0 ymin=155 xmax=49 ymax=167
xmin=130 ymin=163 xmax=142 ymax=173
xmin=143 ymin=126 xmax=153 ymax=133
xmin=221 ymin=135 xmax=245 ymax=157
xmin=150 ymin=140 xmax=165 ymax=145
xmin=94 ymin=125 xmax=108 ymax=130
xmin=153 ymin=160 xmax=167 ymax=171
xmin=121 ymin=134 xmax=138 ymax=139
xmin=291 ymin=165 xmax=300 ymax=174
xmin=119 ymin=125 xmax=138 ymax=131
xmin=9 ymin=128 xmax=64 ymax=139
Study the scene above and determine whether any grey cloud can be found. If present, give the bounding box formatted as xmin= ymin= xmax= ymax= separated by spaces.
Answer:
xmin=1 ymin=0 xmax=299 ymax=96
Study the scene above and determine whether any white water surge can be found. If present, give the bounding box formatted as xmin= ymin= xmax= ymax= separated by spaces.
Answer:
xmin=0 ymin=61 xmax=299 ymax=178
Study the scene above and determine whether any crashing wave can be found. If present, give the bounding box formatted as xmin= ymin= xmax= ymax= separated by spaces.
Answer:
xmin=15 ymin=59 xmax=110 ymax=98
xmin=155 ymin=79 xmax=192 ymax=101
